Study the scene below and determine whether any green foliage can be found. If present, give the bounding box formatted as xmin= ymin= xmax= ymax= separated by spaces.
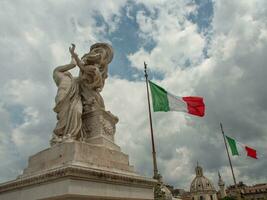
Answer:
xmin=222 ymin=196 xmax=236 ymax=200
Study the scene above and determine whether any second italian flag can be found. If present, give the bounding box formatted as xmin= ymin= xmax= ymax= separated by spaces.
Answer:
xmin=149 ymin=81 xmax=205 ymax=117
xmin=226 ymin=135 xmax=258 ymax=159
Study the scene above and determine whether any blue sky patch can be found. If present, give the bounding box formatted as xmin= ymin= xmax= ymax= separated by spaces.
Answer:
xmin=93 ymin=1 xmax=163 ymax=81
xmin=3 ymin=104 xmax=25 ymax=127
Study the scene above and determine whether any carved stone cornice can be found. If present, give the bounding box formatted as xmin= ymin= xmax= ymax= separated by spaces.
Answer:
xmin=0 ymin=164 xmax=156 ymax=193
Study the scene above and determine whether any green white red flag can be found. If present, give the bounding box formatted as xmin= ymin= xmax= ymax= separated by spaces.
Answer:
xmin=148 ymin=81 xmax=205 ymax=117
xmin=226 ymin=135 xmax=258 ymax=159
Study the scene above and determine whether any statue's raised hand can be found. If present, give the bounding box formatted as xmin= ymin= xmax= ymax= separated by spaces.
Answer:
xmin=68 ymin=43 xmax=84 ymax=70
xmin=69 ymin=43 xmax=76 ymax=57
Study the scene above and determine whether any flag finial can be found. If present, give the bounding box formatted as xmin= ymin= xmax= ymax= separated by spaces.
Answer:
xmin=144 ymin=61 xmax=148 ymax=78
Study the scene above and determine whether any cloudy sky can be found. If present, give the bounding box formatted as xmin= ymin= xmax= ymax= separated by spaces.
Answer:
xmin=0 ymin=0 xmax=266 ymax=189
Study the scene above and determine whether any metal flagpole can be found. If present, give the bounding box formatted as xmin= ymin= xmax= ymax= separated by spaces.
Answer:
xmin=220 ymin=123 xmax=237 ymax=186
xmin=220 ymin=123 xmax=241 ymax=199
xmin=144 ymin=62 xmax=159 ymax=179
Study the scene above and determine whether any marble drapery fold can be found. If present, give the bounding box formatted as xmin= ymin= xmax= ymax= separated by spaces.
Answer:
xmin=51 ymin=72 xmax=83 ymax=144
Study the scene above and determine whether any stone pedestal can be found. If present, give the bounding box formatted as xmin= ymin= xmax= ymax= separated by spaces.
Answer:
xmin=0 ymin=106 xmax=157 ymax=199
xmin=0 ymin=165 xmax=155 ymax=200
xmin=82 ymin=109 xmax=118 ymax=142
xmin=81 ymin=109 xmax=120 ymax=151
xmin=22 ymin=141 xmax=134 ymax=176
xmin=0 ymin=142 xmax=156 ymax=200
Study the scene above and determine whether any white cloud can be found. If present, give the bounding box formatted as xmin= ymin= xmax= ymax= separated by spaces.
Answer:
xmin=128 ymin=0 xmax=205 ymax=73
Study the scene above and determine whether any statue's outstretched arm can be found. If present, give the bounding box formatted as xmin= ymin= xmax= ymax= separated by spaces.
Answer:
xmin=53 ymin=44 xmax=80 ymax=86
xmin=53 ymin=59 xmax=76 ymax=86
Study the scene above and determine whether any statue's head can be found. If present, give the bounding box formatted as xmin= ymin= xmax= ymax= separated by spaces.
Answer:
xmin=80 ymin=43 xmax=113 ymax=91
xmin=90 ymin=43 xmax=113 ymax=64
xmin=81 ymin=43 xmax=113 ymax=65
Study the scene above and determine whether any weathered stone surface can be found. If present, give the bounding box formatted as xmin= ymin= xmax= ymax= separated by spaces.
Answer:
xmin=85 ymin=135 xmax=121 ymax=151
xmin=22 ymin=141 xmax=134 ymax=177
xmin=81 ymin=109 xmax=119 ymax=145
xmin=0 ymin=164 xmax=156 ymax=200
xmin=0 ymin=141 xmax=157 ymax=200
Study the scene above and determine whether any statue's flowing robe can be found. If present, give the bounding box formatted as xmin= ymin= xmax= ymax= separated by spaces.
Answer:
xmin=53 ymin=72 xmax=82 ymax=139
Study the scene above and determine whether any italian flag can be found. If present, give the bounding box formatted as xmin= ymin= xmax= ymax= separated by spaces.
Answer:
xmin=226 ymin=135 xmax=258 ymax=159
xmin=148 ymin=81 xmax=205 ymax=117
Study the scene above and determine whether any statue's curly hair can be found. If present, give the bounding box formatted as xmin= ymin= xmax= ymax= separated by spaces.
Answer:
xmin=90 ymin=43 xmax=113 ymax=64
xmin=81 ymin=43 xmax=113 ymax=65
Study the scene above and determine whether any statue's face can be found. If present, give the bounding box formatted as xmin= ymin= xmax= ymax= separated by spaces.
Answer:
xmin=90 ymin=47 xmax=105 ymax=57
xmin=82 ymin=47 xmax=107 ymax=66
xmin=80 ymin=45 xmax=110 ymax=87
xmin=90 ymin=47 xmax=108 ymax=65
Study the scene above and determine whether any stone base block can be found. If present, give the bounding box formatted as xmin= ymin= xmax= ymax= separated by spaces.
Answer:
xmin=85 ymin=135 xmax=121 ymax=151
xmin=82 ymin=109 xmax=118 ymax=142
xmin=22 ymin=141 xmax=134 ymax=176
xmin=0 ymin=165 xmax=156 ymax=200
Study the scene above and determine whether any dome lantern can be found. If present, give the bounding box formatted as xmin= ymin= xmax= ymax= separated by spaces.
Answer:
xmin=196 ymin=165 xmax=203 ymax=177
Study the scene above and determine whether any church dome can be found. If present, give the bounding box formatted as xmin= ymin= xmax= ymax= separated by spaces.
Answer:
xmin=190 ymin=165 xmax=216 ymax=193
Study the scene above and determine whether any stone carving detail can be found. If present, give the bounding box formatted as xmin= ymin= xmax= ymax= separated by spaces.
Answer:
xmin=154 ymin=175 xmax=174 ymax=200
xmin=102 ymin=118 xmax=114 ymax=136
xmin=50 ymin=43 xmax=118 ymax=145
xmin=0 ymin=165 xmax=156 ymax=193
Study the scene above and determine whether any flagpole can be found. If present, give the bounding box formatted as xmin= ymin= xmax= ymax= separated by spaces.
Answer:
xmin=144 ymin=62 xmax=159 ymax=179
xmin=220 ymin=123 xmax=237 ymax=186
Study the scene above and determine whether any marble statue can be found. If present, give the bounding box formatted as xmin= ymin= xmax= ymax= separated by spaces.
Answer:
xmin=51 ymin=43 xmax=118 ymax=145
xmin=0 ymin=43 xmax=156 ymax=200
